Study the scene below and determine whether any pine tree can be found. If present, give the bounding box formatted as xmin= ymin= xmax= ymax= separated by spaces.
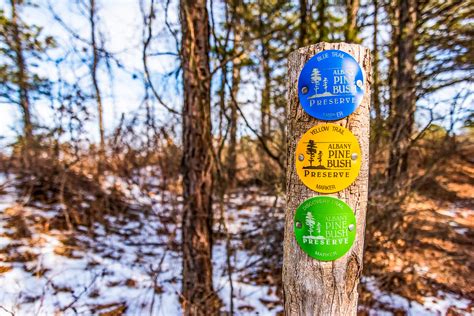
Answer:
xmin=387 ymin=0 xmax=418 ymax=191
xmin=240 ymin=0 xmax=295 ymax=164
xmin=0 ymin=1 xmax=54 ymax=154
xmin=385 ymin=0 xmax=472 ymax=194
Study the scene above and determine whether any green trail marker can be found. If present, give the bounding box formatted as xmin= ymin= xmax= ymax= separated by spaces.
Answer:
xmin=294 ymin=196 xmax=356 ymax=261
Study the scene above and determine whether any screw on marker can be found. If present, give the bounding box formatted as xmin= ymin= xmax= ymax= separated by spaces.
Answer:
xmin=295 ymin=221 xmax=302 ymax=228
xmin=348 ymin=224 xmax=355 ymax=231
xmin=301 ymin=86 xmax=309 ymax=94
xmin=351 ymin=153 xmax=358 ymax=161
xmin=298 ymin=154 xmax=304 ymax=161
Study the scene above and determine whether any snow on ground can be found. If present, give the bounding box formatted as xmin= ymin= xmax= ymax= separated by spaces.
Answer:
xmin=0 ymin=173 xmax=471 ymax=315
xmin=360 ymin=277 xmax=472 ymax=316
xmin=0 ymin=177 xmax=282 ymax=315
xmin=0 ymin=196 xmax=181 ymax=315
xmin=438 ymin=205 xmax=473 ymax=236
xmin=213 ymin=242 xmax=282 ymax=315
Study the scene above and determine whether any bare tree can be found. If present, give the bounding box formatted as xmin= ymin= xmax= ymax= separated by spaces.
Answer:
xmin=88 ymin=0 xmax=105 ymax=175
xmin=180 ymin=0 xmax=220 ymax=314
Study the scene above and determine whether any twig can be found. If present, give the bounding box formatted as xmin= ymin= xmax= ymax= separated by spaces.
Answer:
xmin=0 ymin=306 xmax=14 ymax=316
xmin=60 ymin=272 xmax=99 ymax=312
xmin=141 ymin=0 xmax=180 ymax=115
xmin=225 ymin=81 xmax=283 ymax=169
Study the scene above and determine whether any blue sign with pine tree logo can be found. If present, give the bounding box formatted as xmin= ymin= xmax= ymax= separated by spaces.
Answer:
xmin=297 ymin=50 xmax=365 ymax=120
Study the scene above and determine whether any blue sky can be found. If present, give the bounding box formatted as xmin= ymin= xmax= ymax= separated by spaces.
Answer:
xmin=1 ymin=0 xmax=181 ymax=146
xmin=0 ymin=0 xmax=471 ymax=149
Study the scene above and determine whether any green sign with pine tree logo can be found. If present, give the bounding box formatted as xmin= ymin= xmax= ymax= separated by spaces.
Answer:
xmin=294 ymin=196 xmax=356 ymax=261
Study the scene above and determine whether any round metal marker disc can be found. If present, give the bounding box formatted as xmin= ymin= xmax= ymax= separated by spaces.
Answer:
xmin=298 ymin=49 xmax=365 ymax=120
xmin=294 ymin=196 xmax=356 ymax=261
xmin=295 ymin=123 xmax=361 ymax=193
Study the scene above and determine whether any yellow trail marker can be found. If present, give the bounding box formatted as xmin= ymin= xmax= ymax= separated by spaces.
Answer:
xmin=295 ymin=123 xmax=361 ymax=193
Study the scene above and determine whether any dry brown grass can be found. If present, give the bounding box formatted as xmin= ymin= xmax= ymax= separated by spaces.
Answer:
xmin=362 ymin=143 xmax=474 ymax=310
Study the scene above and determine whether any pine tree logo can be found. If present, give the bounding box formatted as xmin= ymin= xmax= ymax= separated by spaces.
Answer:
xmin=303 ymin=212 xmax=325 ymax=244
xmin=303 ymin=141 xmax=327 ymax=170
xmin=306 ymin=212 xmax=315 ymax=235
xmin=306 ymin=140 xmax=317 ymax=167
xmin=308 ymin=67 xmax=334 ymax=99
xmin=311 ymin=68 xmax=322 ymax=94
xmin=317 ymin=150 xmax=323 ymax=167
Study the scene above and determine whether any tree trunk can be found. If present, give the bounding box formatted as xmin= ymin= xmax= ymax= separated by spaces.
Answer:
xmin=259 ymin=37 xmax=273 ymax=182
xmin=316 ymin=0 xmax=328 ymax=42
xmin=299 ymin=0 xmax=308 ymax=48
xmin=217 ymin=60 xmax=227 ymax=155
xmin=371 ymin=0 xmax=382 ymax=158
xmin=180 ymin=0 xmax=220 ymax=314
xmin=387 ymin=0 xmax=417 ymax=191
xmin=227 ymin=6 xmax=242 ymax=189
xmin=11 ymin=0 xmax=33 ymax=145
xmin=260 ymin=40 xmax=271 ymax=140
xmin=283 ymin=42 xmax=371 ymax=315
xmin=89 ymin=0 xmax=105 ymax=174
xmin=344 ymin=0 xmax=360 ymax=43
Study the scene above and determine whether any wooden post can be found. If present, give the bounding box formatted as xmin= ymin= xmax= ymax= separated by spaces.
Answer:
xmin=283 ymin=43 xmax=371 ymax=315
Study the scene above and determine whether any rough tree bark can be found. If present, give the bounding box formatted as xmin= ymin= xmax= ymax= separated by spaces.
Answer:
xmin=180 ymin=0 xmax=220 ymax=314
xmin=387 ymin=0 xmax=418 ymax=190
xmin=283 ymin=43 xmax=371 ymax=315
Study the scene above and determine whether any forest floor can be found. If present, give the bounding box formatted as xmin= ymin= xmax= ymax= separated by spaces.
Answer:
xmin=359 ymin=155 xmax=474 ymax=315
xmin=0 ymin=157 xmax=472 ymax=315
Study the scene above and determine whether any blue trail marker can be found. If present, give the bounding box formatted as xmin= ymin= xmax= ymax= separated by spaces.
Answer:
xmin=298 ymin=49 xmax=364 ymax=120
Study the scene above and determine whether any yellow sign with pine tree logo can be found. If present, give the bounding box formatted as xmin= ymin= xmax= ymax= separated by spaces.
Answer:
xmin=295 ymin=124 xmax=361 ymax=193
